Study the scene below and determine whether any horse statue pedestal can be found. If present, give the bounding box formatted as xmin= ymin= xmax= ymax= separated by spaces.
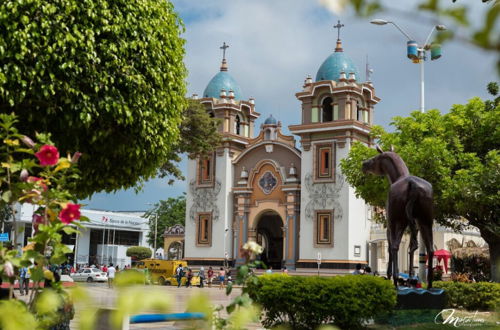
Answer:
xmin=375 ymin=288 xmax=447 ymax=326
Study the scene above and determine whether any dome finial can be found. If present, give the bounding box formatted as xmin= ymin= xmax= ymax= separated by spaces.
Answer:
xmin=220 ymin=42 xmax=229 ymax=71
xmin=334 ymin=20 xmax=344 ymax=52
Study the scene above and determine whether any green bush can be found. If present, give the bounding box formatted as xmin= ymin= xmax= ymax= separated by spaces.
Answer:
xmin=126 ymin=246 xmax=152 ymax=261
xmin=245 ymin=274 xmax=396 ymax=329
xmin=433 ymin=281 xmax=500 ymax=311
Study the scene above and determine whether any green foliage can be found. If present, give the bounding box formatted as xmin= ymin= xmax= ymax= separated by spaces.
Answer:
xmin=159 ymin=100 xmax=222 ymax=183
xmin=144 ymin=195 xmax=186 ymax=248
xmin=246 ymin=274 xmax=396 ymax=329
xmin=451 ymin=255 xmax=490 ymax=281
xmin=340 ymin=95 xmax=500 ymax=280
xmin=0 ymin=0 xmax=187 ymax=197
xmin=126 ymin=246 xmax=152 ymax=261
xmin=433 ymin=281 xmax=500 ymax=311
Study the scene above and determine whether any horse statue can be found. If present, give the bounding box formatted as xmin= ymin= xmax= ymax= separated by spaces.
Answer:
xmin=362 ymin=145 xmax=434 ymax=288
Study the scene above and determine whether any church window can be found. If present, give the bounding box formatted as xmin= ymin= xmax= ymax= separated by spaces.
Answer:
xmin=315 ymin=144 xmax=334 ymax=180
xmin=196 ymin=213 xmax=212 ymax=246
xmin=265 ymin=129 xmax=271 ymax=140
xmin=235 ymin=115 xmax=241 ymax=135
xmin=198 ymin=153 xmax=215 ymax=186
xmin=315 ymin=211 xmax=333 ymax=246
xmin=322 ymin=97 xmax=333 ymax=122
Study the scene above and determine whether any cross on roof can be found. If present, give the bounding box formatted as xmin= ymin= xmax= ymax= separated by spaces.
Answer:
xmin=220 ymin=42 xmax=229 ymax=60
xmin=334 ymin=20 xmax=344 ymax=40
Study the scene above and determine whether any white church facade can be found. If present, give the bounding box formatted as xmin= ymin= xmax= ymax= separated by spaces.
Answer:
xmin=184 ymin=33 xmax=381 ymax=271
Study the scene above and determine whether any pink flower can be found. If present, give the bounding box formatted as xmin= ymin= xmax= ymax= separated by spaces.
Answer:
xmin=59 ymin=203 xmax=81 ymax=224
xmin=27 ymin=176 xmax=47 ymax=191
xmin=35 ymin=145 xmax=59 ymax=166
xmin=32 ymin=213 xmax=44 ymax=234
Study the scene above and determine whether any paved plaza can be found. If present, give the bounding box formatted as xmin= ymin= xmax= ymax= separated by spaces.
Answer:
xmin=70 ymin=283 xmax=255 ymax=329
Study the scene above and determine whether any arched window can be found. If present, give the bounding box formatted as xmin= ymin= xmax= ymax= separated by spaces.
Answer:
xmin=235 ymin=116 xmax=241 ymax=135
xmin=357 ymin=100 xmax=363 ymax=121
xmin=322 ymin=97 xmax=333 ymax=122
xmin=265 ymin=129 xmax=271 ymax=140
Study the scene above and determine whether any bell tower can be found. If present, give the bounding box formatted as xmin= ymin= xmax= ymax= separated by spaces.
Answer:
xmin=289 ymin=22 xmax=380 ymax=270
xmin=184 ymin=43 xmax=260 ymax=267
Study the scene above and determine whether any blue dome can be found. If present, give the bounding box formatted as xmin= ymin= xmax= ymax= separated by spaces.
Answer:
xmin=203 ymin=71 xmax=243 ymax=100
xmin=315 ymin=51 xmax=360 ymax=82
xmin=264 ymin=115 xmax=277 ymax=125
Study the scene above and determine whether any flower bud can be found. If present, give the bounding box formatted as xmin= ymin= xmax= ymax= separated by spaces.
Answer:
xmin=20 ymin=169 xmax=29 ymax=182
xmin=21 ymin=136 xmax=36 ymax=149
xmin=71 ymin=152 xmax=82 ymax=163
xmin=4 ymin=261 xmax=14 ymax=278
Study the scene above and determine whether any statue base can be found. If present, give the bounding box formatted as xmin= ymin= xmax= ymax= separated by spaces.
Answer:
xmin=396 ymin=287 xmax=446 ymax=310
xmin=375 ymin=288 xmax=447 ymax=326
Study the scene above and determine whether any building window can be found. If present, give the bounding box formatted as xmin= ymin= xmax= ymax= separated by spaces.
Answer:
xmin=235 ymin=116 xmax=241 ymax=135
xmin=196 ymin=213 xmax=212 ymax=246
xmin=198 ymin=153 xmax=215 ymax=186
xmin=315 ymin=143 xmax=335 ymax=180
xmin=315 ymin=211 xmax=333 ymax=246
xmin=322 ymin=97 xmax=333 ymax=122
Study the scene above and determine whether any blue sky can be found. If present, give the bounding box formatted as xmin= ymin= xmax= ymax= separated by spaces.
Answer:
xmin=82 ymin=0 xmax=498 ymax=211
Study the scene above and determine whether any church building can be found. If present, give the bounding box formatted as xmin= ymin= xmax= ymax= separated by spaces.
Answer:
xmin=184 ymin=30 xmax=381 ymax=271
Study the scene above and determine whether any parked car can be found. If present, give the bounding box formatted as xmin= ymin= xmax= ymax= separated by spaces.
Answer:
xmin=71 ymin=268 xmax=108 ymax=282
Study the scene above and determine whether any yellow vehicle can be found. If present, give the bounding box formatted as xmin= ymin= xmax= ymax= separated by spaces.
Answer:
xmin=135 ymin=259 xmax=200 ymax=286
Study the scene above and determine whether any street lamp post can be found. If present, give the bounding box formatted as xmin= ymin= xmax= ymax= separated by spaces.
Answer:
xmin=371 ymin=19 xmax=446 ymax=283
xmin=370 ymin=19 xmax=446 ymax=113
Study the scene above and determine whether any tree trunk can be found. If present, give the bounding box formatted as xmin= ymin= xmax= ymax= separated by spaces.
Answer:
xmin=479 ymin=228 xmax=500 ymax=283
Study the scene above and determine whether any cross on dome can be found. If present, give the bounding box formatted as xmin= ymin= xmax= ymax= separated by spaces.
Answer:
xmin=334 ymin=20 xmax=344 ymax=40
xmin=333 ymin=20 xmax=344 ymax=52
xmin=219 ymin=42 xmax=229 ymax=71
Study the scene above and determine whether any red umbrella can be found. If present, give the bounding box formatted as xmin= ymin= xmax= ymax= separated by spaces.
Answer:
xmin=434 ymin=249 xmax=452 ymax=273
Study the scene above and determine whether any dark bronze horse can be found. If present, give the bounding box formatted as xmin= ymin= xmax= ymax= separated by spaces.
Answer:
xmin=362 ymin=145 xmax=434 ymax=288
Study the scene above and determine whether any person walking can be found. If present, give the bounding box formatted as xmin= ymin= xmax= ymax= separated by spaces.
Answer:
xmin=185 ymin=268 xmax=193 ymax=288
xmin=19 ymin=267 xmax=30 ymax=295
xmin=107 ymin=263 xmax=116 ymax=288
xmin=198 ymin=267 xmax=205 ymax=288
xmin=218 ymin=267 xmax=225 ymax=290
xmin=207 ymin=267 xmax=214 ymax=288
xmin=176 ymin=265 xmax=184 ymax=288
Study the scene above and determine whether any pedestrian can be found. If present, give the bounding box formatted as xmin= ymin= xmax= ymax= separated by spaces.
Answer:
xmin=218 ymin=267 xmax=225 ymax=290
xmin=207 ymin=266 xmax=214 ymax=288
xmin=19 ymin=266 xmax=30 ymax=295
xmin=107 ymin=263 xmax=116 ymax=288
xmin=185 ymin=268 xmax=193 ymax=288
xmin=364 ymin=266 xmax=372 ymax=275
xmin=176 ymin=265 xmax=184 ymax=288
xmin=226 ymin=269 xmax=232 ymax=285
xmin=266 ymin=266 xmax=273 ymax=274
xmin=198 ymin=267 xmax=205 ymax=288
xmin=352 ymin=263 xmax=363 ymax=275
xmin=102 ymin=264 xmax=108 ymax=273
xmin=282 ymin=266 xmax=288 ymax=274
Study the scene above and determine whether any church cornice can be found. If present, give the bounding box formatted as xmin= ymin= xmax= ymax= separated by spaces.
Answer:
xmin=289 ymin=119 xmax=371 ymax=135
xmin=200 ymin=98 xmax=260 ymax=118
xmin=296 ymin=81 xmax=380 ymax=104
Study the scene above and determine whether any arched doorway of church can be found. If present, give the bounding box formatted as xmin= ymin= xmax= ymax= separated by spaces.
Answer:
xmin=255 ymin=211 xmax=283 ymax=270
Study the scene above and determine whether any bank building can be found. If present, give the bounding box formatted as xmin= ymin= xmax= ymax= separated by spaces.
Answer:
xmin=182 ymin=31 xmax=483 ymax=273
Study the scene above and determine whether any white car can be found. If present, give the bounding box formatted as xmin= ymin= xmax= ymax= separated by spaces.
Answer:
xmin=71 ymin=268 xmax=108 ymax=282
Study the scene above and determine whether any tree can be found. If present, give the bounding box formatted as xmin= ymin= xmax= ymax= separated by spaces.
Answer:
xmin=0 ymin=0 xmax=187 ymax=198
xmin=144 ymin=195 xmax=186 ymax=249
xmin=158 ymin=99 xmax=222 ymax=183
xmin=126 ymin=246 xmax=152 ymax=262
xmin=340 ymin=90 xmax=499 ymax=281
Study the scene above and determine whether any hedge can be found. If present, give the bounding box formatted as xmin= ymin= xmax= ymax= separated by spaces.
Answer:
xmin=245 ymin=274 xmax=396 ymax=329
xmin=433 ymin=281 xmax=500 ymax=311
xmin=126 ymin=246 xmax=152 ymax=261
